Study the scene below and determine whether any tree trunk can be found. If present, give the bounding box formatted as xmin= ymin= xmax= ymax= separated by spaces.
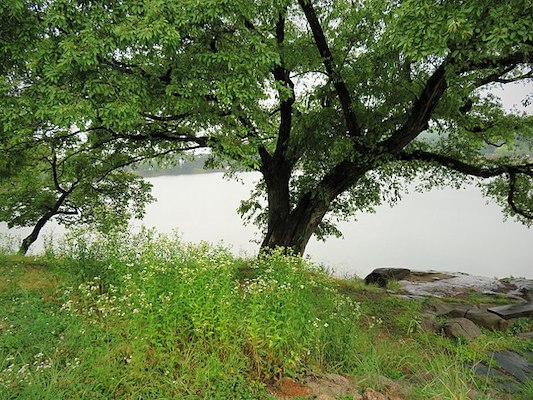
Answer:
xmin=260 ymin=191 xmax=330 ymax=255
xmin=18 ymin=189 xmax=73 ymax=255
xmin=19 ymin=214 xmax=51 ymax=255
xmin=260 ymin=161 xmax=371 ymax=255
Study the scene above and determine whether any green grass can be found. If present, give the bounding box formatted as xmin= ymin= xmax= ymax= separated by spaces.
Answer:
xmin=0 ymin=228 xmax=530 ymax=399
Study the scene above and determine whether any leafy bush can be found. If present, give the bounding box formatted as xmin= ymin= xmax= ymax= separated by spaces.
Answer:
xmin=37 ymin=228 xmax=361 ymax=397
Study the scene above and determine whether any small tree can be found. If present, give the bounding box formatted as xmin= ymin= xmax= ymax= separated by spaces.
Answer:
xmin=0 ymin=132 xmax=155 ymax=254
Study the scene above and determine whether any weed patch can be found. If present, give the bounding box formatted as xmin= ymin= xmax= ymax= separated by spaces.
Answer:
xmin=0 ymin=228 xmax=528 ymax=398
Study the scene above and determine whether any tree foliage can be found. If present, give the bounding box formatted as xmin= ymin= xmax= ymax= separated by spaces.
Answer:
xmin=0 ymin=127 xmax=155 ymax=254
xmin=1 ymin=0 xmax=532 ymax=254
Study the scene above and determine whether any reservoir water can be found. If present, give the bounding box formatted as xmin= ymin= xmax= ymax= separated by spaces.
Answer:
xmin=1 ymin=172 xmax=532 ymax=279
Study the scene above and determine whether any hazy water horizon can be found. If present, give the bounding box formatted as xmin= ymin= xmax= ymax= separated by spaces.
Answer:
xmin=1 ymin=172 xmax=532 ymax=279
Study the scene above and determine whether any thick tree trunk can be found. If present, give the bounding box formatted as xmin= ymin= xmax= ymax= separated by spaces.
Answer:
xmin=260 ymin=191 xmax=330 ymax=255
xmin=260 ymin=160 xmax=371 ymax=255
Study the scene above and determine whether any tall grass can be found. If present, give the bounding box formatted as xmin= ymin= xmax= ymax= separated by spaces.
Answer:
xmin=1 ymin=228 xmax=524 ymax=399
xmin=2 ymin=228 xmax=362 ymax=398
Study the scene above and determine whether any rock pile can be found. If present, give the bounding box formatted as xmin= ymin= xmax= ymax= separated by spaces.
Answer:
xmin=268 ymin=268 xmax=533 ymax=399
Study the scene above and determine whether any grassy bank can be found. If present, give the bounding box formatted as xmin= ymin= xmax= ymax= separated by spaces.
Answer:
xmin=0 ymin=229 xmax=531 ymax=399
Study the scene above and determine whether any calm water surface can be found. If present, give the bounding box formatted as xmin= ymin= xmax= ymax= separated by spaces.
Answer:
xmin=1 ymin=172 xmax=532 ymax=278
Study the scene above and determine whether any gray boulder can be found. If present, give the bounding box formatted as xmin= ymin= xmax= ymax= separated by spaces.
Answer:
xmin=464 ymin=309 xmax=509 ymax=331
xmin=443 ymin=318 xmax=482 ymax=342
xmin=364 ymin=268 xmax=410 ymax=287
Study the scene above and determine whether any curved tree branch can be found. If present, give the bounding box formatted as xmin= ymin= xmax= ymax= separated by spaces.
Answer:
xmin=380 ymin=61 xmax=449 ymax=153
xmin=399 ymin=150 xmax=533 ymax=178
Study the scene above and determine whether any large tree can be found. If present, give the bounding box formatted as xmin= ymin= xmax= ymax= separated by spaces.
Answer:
xmin=2 ymin=0 xmax=532 ymax=255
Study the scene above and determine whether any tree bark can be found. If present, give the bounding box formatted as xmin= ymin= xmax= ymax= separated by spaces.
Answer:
xmin=19 ymin=214 xmax=51 ymax=255
xmin=260 ymin=192 xmax=330 ymax=255
xmin=18 ymin=189 xmax=74 ymax=255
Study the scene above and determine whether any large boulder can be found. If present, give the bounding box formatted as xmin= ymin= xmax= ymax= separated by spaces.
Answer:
xmin=443 ymin=318 xmax=482 ymax=342
xmin=364 ymin=268 xmax=410 ymax=287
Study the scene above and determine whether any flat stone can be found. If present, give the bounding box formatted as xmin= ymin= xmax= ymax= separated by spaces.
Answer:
xmin=491 ymin=351 xmax=533 ymax=383
xmin=365 ymin=268 xmax=410 ymax=287
xmin=464 ymin=309 xmax=509 ymax=331
xmin=443 ymin=318 xmax=482 ymax=342
xmin=471 ymin=363 xmax=521 ymax=394
xmin=488 ymin=302 xmax=533 ymax=319
xmin=400 ymin=274 xmax=508 ymax=298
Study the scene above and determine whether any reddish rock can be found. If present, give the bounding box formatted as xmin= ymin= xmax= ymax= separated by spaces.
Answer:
xmin=362 ymin=388 xmax=387 ymax=400
xmin=268 ymin=377 xmax=313 ymax=399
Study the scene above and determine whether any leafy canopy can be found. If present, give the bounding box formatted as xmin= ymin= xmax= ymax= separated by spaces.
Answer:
xmin=1 ymin=0 xmax=532 ymax=252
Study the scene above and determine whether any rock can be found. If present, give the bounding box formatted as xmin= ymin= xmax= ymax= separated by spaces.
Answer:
xmin=306 ymin=373 xmax=361 ymax=399
xmin=365 ymin=268 xmax=410 ymax=287
xmin=488 ymin=302 xmax=533 ymax=319
xmin=443 ymin=318 xmax=482 ymax=341
xmin=400 ymin=273 xmax=509 ymax=298
xmin=464 ymin=309 xmax=509 ymax=331
xmin=517 ymin=331 xmax=533 ymax=339
xmin=268 ymin=377 xmax=313 ymax=398
xmin=522 ymin=287 xmax=533 ymax=301
xmin=315 ymin=395 xmax=335 ymax=400
xmin=374 ymin=375 xmax=411 ymax=399
xmin=471 ymin=362 xmax=522 ymax=394
xmin=362 ymin=388 xmax=387 ymax=400
xmin=490 ymin=350 xmax=533 ymax=383
xmin=505 ymin=278 xmax=533 ymax=300
xmin=421 ymin=313 xmax=440 ymax=332
xmin=425 ymin=301 xmax=458 ymax=316
xmin=445 ymin=305 xmax=476 ymax=318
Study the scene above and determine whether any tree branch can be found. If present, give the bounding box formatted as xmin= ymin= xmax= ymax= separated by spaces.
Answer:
xmin=399 ymin=150 xmax=533 ymax=178
xmin=271 ymin=11 xmax=296 ymax=165
xmin=463 ymin=51 xmax=533 ymax=73
xmin=380 ymin=61 xmax=449 ymax=153
xmin=508 ymin=172 xmax=533 ymax=219
xmin=298 ymin=0 xmax=361 ymax=138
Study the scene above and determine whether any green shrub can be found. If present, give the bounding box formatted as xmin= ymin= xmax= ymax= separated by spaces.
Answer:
xmin=33 ymin=228 xmax=362 ymax=397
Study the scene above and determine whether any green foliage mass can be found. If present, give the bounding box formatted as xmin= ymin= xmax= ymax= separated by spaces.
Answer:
xmin=0 ymin=126 xmax=156 ymax=253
